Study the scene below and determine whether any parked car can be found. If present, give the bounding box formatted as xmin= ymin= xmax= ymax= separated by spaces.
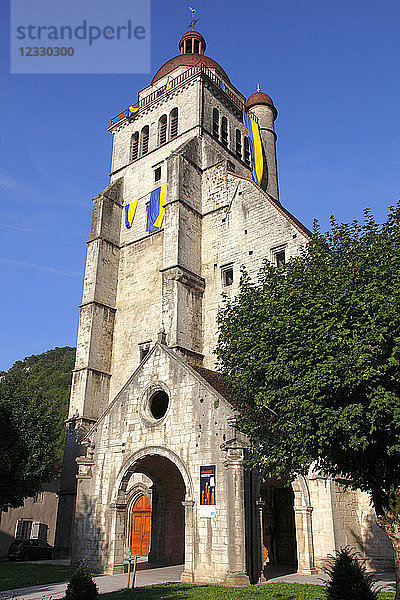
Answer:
xmin=7 ymin=539 xmax=53 ymax=561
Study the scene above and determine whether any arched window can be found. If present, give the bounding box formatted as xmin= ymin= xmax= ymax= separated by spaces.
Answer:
xmin=158 ymin=115 xmax=167 ymax=146
xmin=235 ymin=129 xmax=242 ymax=158
xmin=221 ymin=116 xmax=228 ymax=146
xmin=169 ymin=108 xmax=178 ymax=139
xmin=141 ymin=125 xmax=149 ymax=156
xmin=244 ymin=136 xmax=250 ymax=166
xmin=130 ymin=132 xmax=139 ymax=161
xmin=212 ymin=108 xmax=219 ymax=139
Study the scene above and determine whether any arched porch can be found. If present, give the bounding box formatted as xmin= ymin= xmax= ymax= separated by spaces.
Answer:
xmin=248 ymin=471 xmax=315 ymax=582
xmin=107 ymin=447 xmax=195 ymax=581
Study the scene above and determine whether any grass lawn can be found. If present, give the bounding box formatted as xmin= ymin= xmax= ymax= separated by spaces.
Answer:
xmin=0 ymin=561 xmax=73 ymax=591
xmin=0 ymin=568 xmax=395 ymax=599
xmin=102 ymin=582 xmax=395 ymax=600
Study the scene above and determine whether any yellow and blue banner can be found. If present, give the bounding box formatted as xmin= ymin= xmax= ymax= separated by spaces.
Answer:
xmin=146 ymin=184 xmax=167 ymax=232
xmin=125 ymin=199 xmax=138 ymax=229
xmin=159 ymin=80 xmax=172 ymax=95
xmin=127 ymin=102 xmax=139 ymax=116
xmin=243 ymin=112 xmax=263 ymax=185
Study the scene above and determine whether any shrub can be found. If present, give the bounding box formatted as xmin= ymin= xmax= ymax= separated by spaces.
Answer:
xmin=324 ymin=546 xmax=378 ymax=600
xmin=65 ymin=560 xmax=98 ymax=600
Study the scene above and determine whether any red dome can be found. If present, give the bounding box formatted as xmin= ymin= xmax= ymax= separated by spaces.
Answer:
xmin=152 ymin=54 xmax=230 ymax=84
xmin=152 ymin=30 xmax=230 ymax=84
xmin=246 ymin=91 xmax=274 ymax=109
xmin=246 ymin=91 xmax=277 ymax=118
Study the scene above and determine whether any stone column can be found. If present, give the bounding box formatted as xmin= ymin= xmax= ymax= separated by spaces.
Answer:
xmin=292 ymin=475 xmax=316 ymax=574
xmin=106 ymin=502 xmax=126 ymax=574
xmin=256 ymin=500 xmax=266 ymax=583
xmin=181 ymin=498 xmax=195 ymax=583
xmin=294 ymin=506 xmax=316 ymax=573
xmin=222 ymin=441 xmax=250 ymax=586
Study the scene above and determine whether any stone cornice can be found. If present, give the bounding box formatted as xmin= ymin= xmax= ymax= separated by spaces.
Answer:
xmin=92 ymin=191 xmax=123 ymax=208
xmin=160 ymin=264 xmax=205 ymax=292
xmin=86 ymin=236 xmax=120 ymax=249
xmin=72 ymin=366 xmax=112 ymax=378
xmin=79 ymin=299 xmax=116 ymax=312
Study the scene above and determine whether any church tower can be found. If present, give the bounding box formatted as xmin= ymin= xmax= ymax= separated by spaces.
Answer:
xmin=57 ymin=27 xmax=391 ymax=585
xmin=66 ymin=28 xmax=307 ymax=425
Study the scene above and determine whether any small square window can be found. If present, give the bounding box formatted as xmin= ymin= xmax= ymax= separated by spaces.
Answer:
xmin=221 ymin=266 xmax=233 ymax=287
xmin=154 ymin=167 xmax=162 ymax=182
xmin=271 ymin=246 xmax=287 ymax=268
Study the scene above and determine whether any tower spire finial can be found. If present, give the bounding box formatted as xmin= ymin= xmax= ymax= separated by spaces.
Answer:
xmin=188 ymin=6 xmax=199 ymax=30
xmin=257 ymin=83 xmax=261 ymax=92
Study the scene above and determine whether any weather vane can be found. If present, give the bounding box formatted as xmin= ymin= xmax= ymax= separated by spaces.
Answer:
xmin=188 ymin=7 xmax=199 ymax=30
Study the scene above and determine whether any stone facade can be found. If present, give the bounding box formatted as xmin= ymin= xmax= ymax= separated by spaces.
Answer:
xmin=58 ymin=30 xmax=394 ymax=582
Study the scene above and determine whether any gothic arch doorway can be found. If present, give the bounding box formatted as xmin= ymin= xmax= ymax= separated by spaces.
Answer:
xmin=260 ymin=478 xmax=297 ymax=568
xmin=118 ymin=452 xmax=187 ymax=566
xmin=130 ymin=495 xmax=151 ymax=556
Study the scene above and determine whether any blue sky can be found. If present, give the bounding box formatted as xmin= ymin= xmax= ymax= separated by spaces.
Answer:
xmin=1 ymin=0 xmax=399 ymax=371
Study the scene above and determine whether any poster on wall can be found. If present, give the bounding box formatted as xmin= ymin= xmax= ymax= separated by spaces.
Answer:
xmin=199 ymin=465 xmax=216 ymax=518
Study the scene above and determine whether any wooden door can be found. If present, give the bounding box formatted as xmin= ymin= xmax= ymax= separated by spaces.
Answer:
xmin=131 ymin=495 xmax=151 ymax=556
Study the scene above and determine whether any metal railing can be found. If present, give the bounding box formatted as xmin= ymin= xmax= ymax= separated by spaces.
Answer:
xmin=109 ymin=63 xmax=258 ymax=128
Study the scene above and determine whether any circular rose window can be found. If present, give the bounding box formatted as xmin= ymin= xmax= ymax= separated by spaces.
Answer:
xmin=149 ymin=390 xmax=169 ymax=420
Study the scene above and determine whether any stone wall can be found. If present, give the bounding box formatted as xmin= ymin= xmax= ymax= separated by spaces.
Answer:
xmin=108 ymin=233 xmax=163 ymax=400
xmin=201 ymin=166 xmax=309 ymax=369
xmin=306 ymin=475 xmax=394 ymax=572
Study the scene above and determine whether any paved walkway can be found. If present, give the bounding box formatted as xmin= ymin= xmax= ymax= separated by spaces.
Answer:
xmin=0 ymin=563 xmax=396 ymax=599
xmin=0 ymin=564 xmax=184 ymax=599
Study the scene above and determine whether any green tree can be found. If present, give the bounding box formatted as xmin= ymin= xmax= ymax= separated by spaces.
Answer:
xmin=0 ymin=346 xmax=75 ymax=510
xmin=216 ymin=203 xmax=400 ymax=598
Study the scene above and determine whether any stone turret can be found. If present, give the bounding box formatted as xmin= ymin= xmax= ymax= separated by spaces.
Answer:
xmin=246 ymin=91 xmax=279 ymax=201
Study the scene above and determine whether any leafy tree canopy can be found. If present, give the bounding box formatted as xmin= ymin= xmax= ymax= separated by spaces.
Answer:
xmin=0 ymin=346 xmax=75 ymax=510
xmin=216 ymin=203 xmax=400 ymax=540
